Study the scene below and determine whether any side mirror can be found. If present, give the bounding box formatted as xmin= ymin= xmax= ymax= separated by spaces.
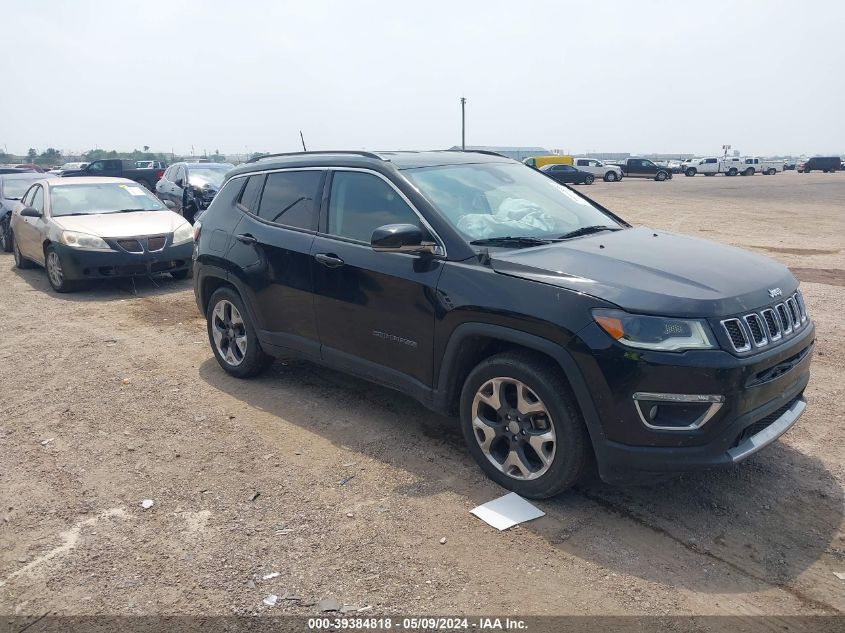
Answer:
xmin=163 ymin=200 xmax=176 ymax=210
xmin=20 ymin=206 xmax=42 ymax=218
xmin=371 ymin=224 xmax=436 ymax=255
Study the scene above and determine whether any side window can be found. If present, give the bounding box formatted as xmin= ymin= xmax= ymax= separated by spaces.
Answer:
xmin=174 ymin=166 xmax=186 ymax=184
xmin=524 ymin=158 xmax=535 ymax=167
xmin=22 ymin=186 xmax=36 ymax=206
xmin=31 ymin=186 xmax=44 ymax=212
xmin=576 ymin=159 xmax=587 ymax=166
xmin=237 ymin=175 xmax=266 ymax=213
xmin=327 ymin=171 xmax=420 ymax=243
xmin=87 ymin=161 xmax=104 ymax=173
xmin=256 ymin=170 xmax=323 ymax=230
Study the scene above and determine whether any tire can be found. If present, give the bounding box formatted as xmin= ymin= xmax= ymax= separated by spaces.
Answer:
xmin=0 ymin=217 xmax=11 ymax=252
xmin=728 ymin=168 xmax=738 ymax=176
xmin=685 ymin=168 xmax=696 ymax=177
xmin=655 ymin=170 xmax=668 ymax=181
xmin=459 ymin=350 xmax=591 ymax=499
xmin=171 ymin=268 xmax=192 ymax=280
xmin=743 ymin=168 xmax=754 ymax=176
xmin=767 ymin=168 xmax=776 ymax=175
xmin=804 ymin=169 xmax=810 ymax=174
xmin=584 ymin=174 xmax=594 ymax=185
xmin=206 ymin=286 xmax=273 ymax=378
xmin=44 ymin=245 xmax=79 ymax=293
xmin=603 ymin=171 xmax=617 ymax=182
xmin=12 ymin=233 xmax=35 ymax=269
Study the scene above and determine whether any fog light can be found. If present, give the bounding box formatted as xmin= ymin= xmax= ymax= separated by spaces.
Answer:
xmin=633 ymin=392 xmax=724 ymax=431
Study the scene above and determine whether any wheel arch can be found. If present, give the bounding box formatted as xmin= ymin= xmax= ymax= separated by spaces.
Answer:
xmin=435 ymin=323 xmax=605 ymax=448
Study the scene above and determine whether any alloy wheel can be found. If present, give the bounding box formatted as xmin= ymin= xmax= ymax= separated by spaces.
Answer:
xmin=47 ymin=251 xmax=63 ymax=288
xmin=211 ymin=299 xmax=248 ymax=366
xmin=471 ymin=377 xmax=556 ymax=480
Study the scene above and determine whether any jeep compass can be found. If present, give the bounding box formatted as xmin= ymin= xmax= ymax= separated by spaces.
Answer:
xmin=192 ymin=150 xmax=813 ymax=498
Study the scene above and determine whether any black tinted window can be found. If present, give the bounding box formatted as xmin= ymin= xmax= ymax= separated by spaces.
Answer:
xmin=257 ymin=171 xmax=322 ymax=230
xmin=328 ymin=171 xmax=419 ymax=242
xmin=238 ymin=175 xmax=265 ymax=213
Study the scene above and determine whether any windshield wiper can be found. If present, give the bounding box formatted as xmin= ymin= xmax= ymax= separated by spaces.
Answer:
xmin=469 ymin=236 xmax=556 ymax=247
xmin=558 ymin=225 xmax=622 ymax=240
xmin=114 ymin=208 xmax=155 ymax=213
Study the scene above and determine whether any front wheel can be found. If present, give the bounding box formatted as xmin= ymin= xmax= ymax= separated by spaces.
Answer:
xmin=0 ymin=217 xmax=11 ymax=252
xmin=655 ymin=171 xmax=668 ymax=181
xmin=685 ymin=168 xmax=696 ymax=177
xmin=744 ymin=168 xmax=754 ymax=176
xmin=206 ymin=287 xmax=273 ymax=378
xmin=459 ymin=351 xmax=591 ymax=499
xmin=584 ymin=174 xmax=595 ymax=185
xmin=603 ymin=171 xmax=617 ymax=182
xmin=45 ymin=245 xmax=78 ymax=292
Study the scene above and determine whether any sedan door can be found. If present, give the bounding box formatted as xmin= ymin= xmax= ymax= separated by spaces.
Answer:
xmin=311 ymin=169 xmax=445 ymax=392
xmin=552 ymin=165 xmax=578 ymax=183
xmin=14 ymin=184 xmax=47 ymax=262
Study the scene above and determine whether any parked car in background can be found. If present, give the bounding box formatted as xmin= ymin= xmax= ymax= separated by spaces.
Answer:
xmin=783 ymin=160 xmax=797 ymax=171
xmin=155 ymin=162 xmax=234 ymax=223
xmin=61 ymin=159 xmax=164 ymax=190
xmin=541 ymin=163 xmax=595 ymax=185
xmin=797 ymin=156 xmax=840 ymax=173
xmin=14 ymin=164 xmax=46 ymax=173
xmin=10 ymin=177 xmax=194 ymax=292
xmin=193 ymin=149 xmax=812 ymax=498
xmin=742 ymin=158 xmax=782 ymax=176
xmin=136 ymin=160 xmax=167 ymax=169
xmin=523 ymin=155 xmax=574 ymax=169
xmin=655 ymin=160 xmax=684 ymax=174
xmin=610 ymin=158 xmax=672 ymax=180
xmin=0 ymin=172 xmax=46 ymax=252
xmin=571 ymin=158 xmax=623 ymax=182
xmin=682 ymin=157 xmax=745 ymax=177
xmin=48 ymin=162 xmax=89 ymax=175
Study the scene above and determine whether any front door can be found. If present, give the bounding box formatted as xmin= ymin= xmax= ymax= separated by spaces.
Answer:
xmin=312 ymin=169 xmax=444 ymax=391
xmin=15 ymin=184 xmax=46 ymax=261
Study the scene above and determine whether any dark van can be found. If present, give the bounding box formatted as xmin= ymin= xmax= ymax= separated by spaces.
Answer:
xmin=797 ymin=157 xmax=840 ymax=173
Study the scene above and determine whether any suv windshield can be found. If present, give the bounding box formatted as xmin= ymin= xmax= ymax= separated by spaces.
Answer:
xmin=189 ymin=165 xmax=233 ymax=188
xmin=403 ymin=163 xmax=621 ymax=241
xmin=50 ymin=183 xmax=166 ymax=216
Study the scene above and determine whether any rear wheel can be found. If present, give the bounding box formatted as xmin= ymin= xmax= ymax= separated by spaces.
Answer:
xmin=603 ymin=171 xmax=617 ymax=182
xmin=584 ymin=174 xmax=595 ymax=185
xmin=45 ymin=245 xmax=78 ymax=292
xmin=728 ymin=168 xmax=738 ymax=176
xmin=655 ymin=170 xmax=668 ymax=181
xmin=0 ymin=217 xmax=11 ymax=252
xmin=206 ymin=287 xmax=273 ymax=378
xmin=460 ymin=351 xmax=591 ymax=498
xmin=767 ymin=168 xmax=776 ymax=175
xmin=12 ymin=234 xmax=35 ymax=269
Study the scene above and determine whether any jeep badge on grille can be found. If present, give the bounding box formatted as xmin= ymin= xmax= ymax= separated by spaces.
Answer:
xmin=768 ymin=288 xmax=782 ymax=298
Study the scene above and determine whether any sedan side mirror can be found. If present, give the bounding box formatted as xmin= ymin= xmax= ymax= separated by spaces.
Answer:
xmin=371 ymin=224 xmax=436 ymax=254
xmin=20 ymin=206 xmax=42 ymax=218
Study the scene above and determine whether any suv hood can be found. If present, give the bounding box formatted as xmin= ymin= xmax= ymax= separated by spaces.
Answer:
xmin=489 ymin=227 xmax=797 ymax=317
xmin=53 ymin=211 xmax=188 ymax=238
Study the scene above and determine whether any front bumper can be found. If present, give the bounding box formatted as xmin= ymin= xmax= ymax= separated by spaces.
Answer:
xmin=55 ymin=241 xmax=193 ymax=280
xmin=570 ymin=320 xmax=814 ymax=484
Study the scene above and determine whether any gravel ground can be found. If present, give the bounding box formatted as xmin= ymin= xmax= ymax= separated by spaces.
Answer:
xmin=0 ymin=170 xmax=843 ymax=623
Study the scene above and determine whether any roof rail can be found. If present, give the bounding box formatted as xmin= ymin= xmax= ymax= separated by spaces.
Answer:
xmin=447 ymin=149 xmax=512 ymax=159
xmin=246 ymin=150 xmax=384 ymax=164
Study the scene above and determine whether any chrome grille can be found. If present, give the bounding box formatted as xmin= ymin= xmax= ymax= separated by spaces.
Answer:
xmin=721 ymin=291 xmax=809 ymax=353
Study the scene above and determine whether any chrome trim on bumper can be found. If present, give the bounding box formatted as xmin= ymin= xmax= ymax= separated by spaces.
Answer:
xmin=727 ymin=396 xmax=806 ymax=463
xmin=632 ymin=392 xmax=725 ymax=431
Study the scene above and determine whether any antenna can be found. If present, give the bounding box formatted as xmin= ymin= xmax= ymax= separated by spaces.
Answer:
xmin=300 ymin=131 xmax=307 ymax=152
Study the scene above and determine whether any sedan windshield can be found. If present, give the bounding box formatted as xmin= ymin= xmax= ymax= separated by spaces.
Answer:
xmin=189 ymin=165 xmax=233 ymax=188
xmin=50 ymin=183 xmax=166 ymax=216
xmin=403 ymin=163 xmax=622 ymax=241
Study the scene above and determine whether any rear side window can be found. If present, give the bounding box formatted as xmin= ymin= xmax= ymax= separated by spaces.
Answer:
xmin=327 ymin=171 xmax=419 ymax=243
xmin=256 ymin=170 xmax=323 ymax=230
xmin=237 ymin=174 xmax=265 ymax=213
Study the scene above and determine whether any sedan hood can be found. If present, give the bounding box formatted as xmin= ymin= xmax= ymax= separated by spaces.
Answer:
xmin=490 ymin=227 xmax=796 ymax=317
xmin=52 ymin=211 xmax=188 ymax=238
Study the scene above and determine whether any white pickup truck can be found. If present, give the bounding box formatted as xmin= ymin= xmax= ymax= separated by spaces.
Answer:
xmin=682 ymin=157 xmax=746 ymax=177
xmin=571 ymin=158 xmax=624 ymax=182
xmin=740 ymin=158 xmax=782 ymax=176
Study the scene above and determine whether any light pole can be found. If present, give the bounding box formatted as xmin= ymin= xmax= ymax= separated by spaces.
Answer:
xmin=460 ymin=97 xmax=467 ymax=151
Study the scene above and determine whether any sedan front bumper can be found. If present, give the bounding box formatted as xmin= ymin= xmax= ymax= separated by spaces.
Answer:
xmin=54 ymin=241 xmax=193 ymax=280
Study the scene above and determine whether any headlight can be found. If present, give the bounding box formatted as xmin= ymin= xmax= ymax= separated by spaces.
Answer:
xmin=172 ymin=222 xmax=193 ymax=245
xmin=59 ymin=230 xmax=110 ymax=250
xmin=592 ymin=309 xmax=716 ymax=352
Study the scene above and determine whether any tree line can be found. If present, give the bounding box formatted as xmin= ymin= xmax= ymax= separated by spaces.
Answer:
xmin=1 ymin=147 xmax=233 ymax=166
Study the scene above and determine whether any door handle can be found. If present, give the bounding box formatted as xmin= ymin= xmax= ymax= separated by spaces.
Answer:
xmin=315 ymin=253 xmax=344 ymax=268
xmin=236 ymin=234 xmax=257 ymax=244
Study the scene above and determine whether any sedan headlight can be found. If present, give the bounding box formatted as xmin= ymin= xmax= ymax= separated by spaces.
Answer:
xmin=593 ymin=309 xmax=716 ymax=352
xmin=59 ymin=230 xmax=111 ymax=251
xmin=172 ymin=221 xmax=193 ymax=245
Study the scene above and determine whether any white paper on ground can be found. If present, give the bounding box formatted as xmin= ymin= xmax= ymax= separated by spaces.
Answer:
xmin=470 ymin=492 xmax=545 ymax=530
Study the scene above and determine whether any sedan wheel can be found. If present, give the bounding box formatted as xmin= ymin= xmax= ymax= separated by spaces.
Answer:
xmin=584 ymin=174 xmax=595 ymax=185
xmin=0 ymin=218 xmax=11 ymax=252
xmin=45 ymin=245 xmax=77 ymax=292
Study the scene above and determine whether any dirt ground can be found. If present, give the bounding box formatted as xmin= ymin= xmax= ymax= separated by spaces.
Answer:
xmin=1 ymin=170 xmax=843 ymax=623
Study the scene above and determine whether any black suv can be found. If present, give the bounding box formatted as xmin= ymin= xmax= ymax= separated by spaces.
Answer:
xmin=192 ymin=150 xmax=813 ymax=498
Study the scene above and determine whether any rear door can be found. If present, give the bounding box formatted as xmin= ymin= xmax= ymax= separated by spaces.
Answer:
xmin=311 ymin=169 xmax=445 ymax=391
xmin=224 ymin=168 xmax=325 ymax=359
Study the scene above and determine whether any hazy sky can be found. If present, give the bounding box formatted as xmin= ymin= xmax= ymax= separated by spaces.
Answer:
xmin=2 ymin=0 xmax=842 ymax=157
